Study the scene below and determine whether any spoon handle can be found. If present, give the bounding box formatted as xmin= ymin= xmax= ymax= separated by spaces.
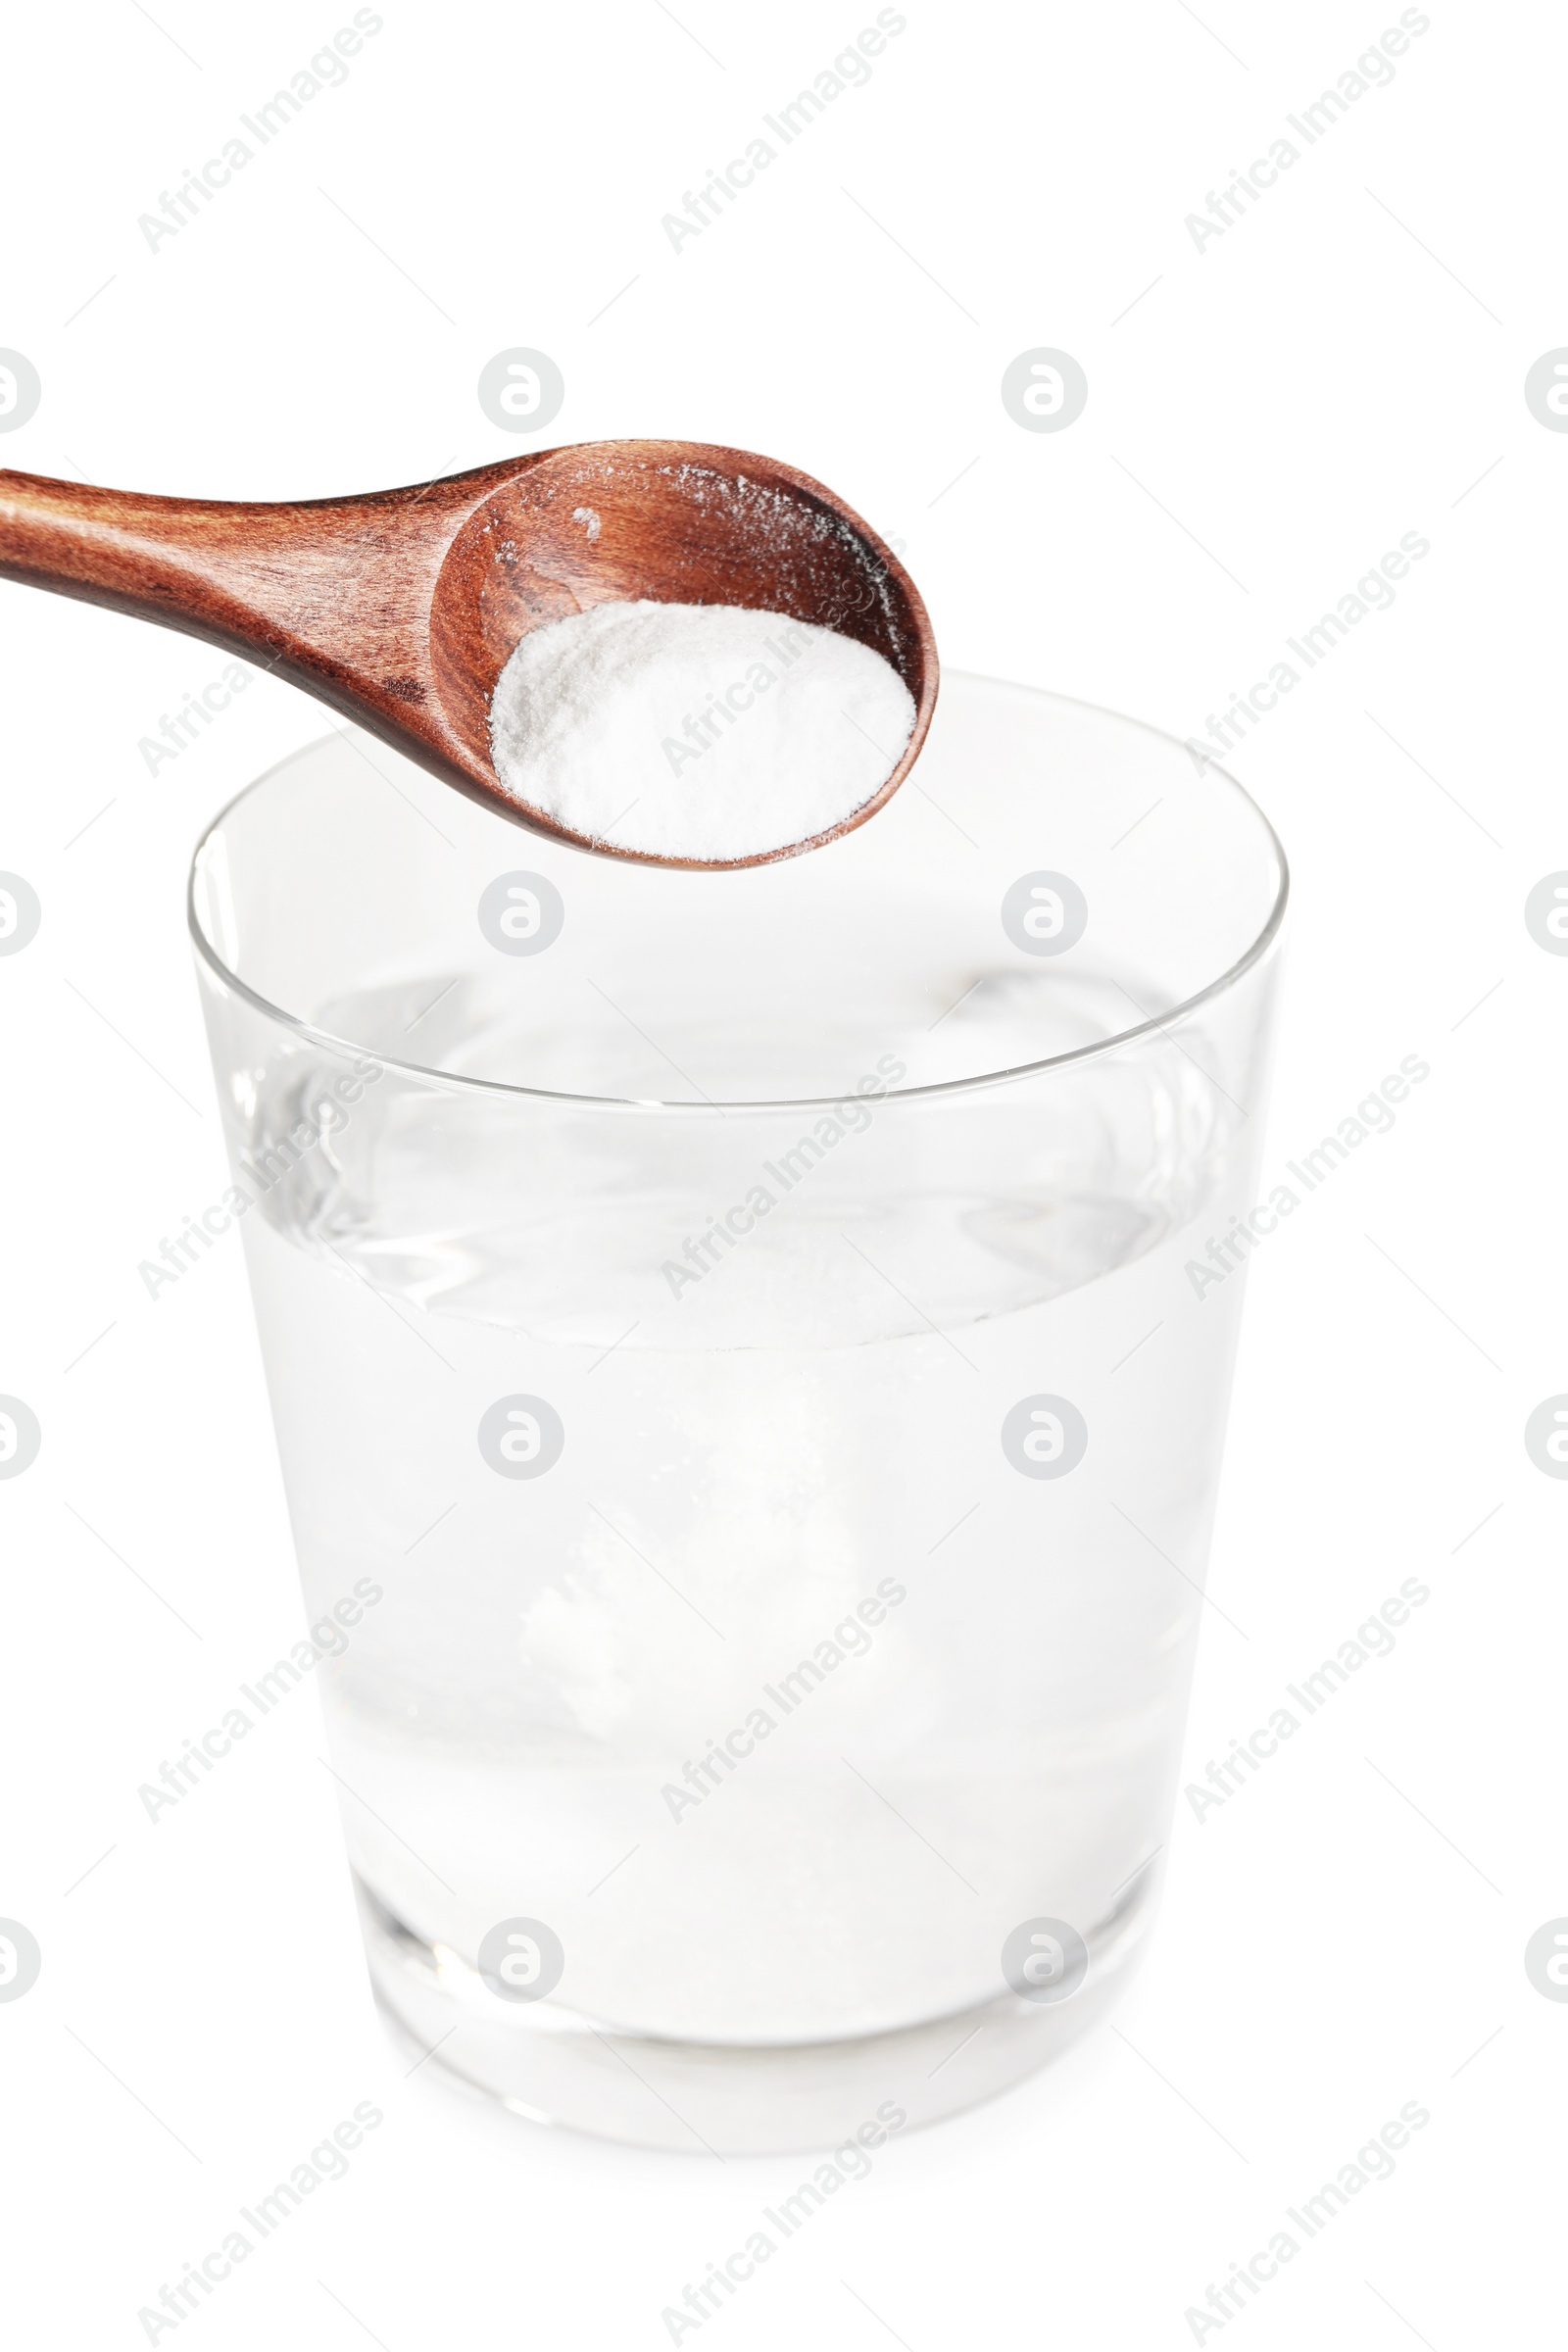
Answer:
xmin=0 ymin=464 xmax=459 ymax=665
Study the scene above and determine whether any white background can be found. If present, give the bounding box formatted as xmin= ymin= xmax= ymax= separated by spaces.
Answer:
xmin=1 ymin=1 xmax=1562 ymax=2344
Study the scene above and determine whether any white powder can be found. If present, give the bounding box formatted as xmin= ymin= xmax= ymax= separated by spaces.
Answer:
xmin=487 ymin=599 xmax=916 ymax=862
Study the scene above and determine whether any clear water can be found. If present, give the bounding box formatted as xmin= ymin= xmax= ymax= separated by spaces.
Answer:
xmin=239 ymin=980 xmax=1252 ymax=2044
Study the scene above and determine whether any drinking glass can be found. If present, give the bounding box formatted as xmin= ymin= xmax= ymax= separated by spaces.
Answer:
xmin=189 ymin=672 xmax=1285 ymax=2153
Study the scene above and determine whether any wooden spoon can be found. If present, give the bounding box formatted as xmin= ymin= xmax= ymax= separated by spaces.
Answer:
xmin=0 ymin=440 xmax=937 ymax=869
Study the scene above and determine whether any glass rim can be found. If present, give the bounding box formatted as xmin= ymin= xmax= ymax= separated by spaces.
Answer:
xmin=186 ymin=672 xmax=1290 ymax=1114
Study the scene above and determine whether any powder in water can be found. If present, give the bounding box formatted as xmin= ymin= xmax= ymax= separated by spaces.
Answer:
xmin=487 ymin=599 xmax=916 ymax=862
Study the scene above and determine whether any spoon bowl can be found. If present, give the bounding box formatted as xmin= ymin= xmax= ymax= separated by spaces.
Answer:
xmin=0 ymin=440 xmax=937 ymax=867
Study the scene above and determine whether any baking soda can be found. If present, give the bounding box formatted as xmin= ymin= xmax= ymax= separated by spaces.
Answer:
xmin=487 ymin=599 xmax=916 ymax=862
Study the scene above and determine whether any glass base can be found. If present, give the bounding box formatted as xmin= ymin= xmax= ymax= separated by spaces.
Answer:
xmin=357 ymin=1874 xmax=1152 ymax=2155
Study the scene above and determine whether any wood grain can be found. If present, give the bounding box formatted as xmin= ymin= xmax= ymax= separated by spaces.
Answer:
xmin=0 ymin=441 xmax=938 ymax=866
